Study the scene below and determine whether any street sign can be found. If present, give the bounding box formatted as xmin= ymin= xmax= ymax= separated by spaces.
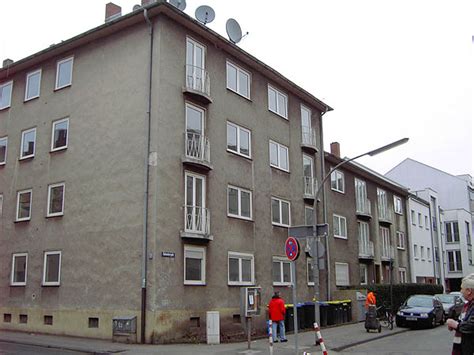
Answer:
xmin=285 ymin=237 xmax=300 ymax=261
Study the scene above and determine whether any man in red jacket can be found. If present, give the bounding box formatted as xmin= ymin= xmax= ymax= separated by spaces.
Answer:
xmin=268 ymin=291 xmax=288 ymax=342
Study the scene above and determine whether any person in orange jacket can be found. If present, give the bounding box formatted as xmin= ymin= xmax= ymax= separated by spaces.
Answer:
xmin=268 ymin=291 xmax=288 ymax=342
xmin=365 ymin=291 xmax=376 ymax=309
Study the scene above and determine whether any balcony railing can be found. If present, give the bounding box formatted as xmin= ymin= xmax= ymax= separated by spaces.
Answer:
xmin=301 ymin=128 xmax=318 ymax=150
xmin=356 ymin=198 xmax=372 ymax=217
xmin=303 ymin=177 xmax=318 ymax=199
xmin=183 ymin=205 xmax=210 ymax=236
xmin=184 ymin=132 xmax=211 ymax=167
xmin=185 ymin=65 xmax=211 ymax=101
xmin=378 ymin=208 xmax=393 ymax=223
xmin=358 ymin=240 xmax=374 ymax=258
xmin=381 ymin=245 xmax=395 ymax=261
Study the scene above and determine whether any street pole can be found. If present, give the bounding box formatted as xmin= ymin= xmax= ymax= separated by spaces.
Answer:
xmin=291 ymin=261 xmax=299 ymax=354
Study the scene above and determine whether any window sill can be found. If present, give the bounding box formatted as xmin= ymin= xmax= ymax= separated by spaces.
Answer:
xmin=228 ymin=282 xmax=254 ymax=287
xmin=42 ymin=283 xmax=60 ymax=287
xmin=272 ymin=223 xmax=290 ymax=228
xmin=0 ymin=106 xmax=11 ymax=111
xmin=397 ymin=247 xmax=405 ymax=250
xmin=226 ymin=149 xmax=252 ymax=161
xmin=331 ymin=188 xmax=345 ymax=194
xmin=14 ymin=219 xmax=31 ymax=223
xmin=268 ymin=109 xmax=288 ymax=121
xmin=334 ymin=235 xmax=348 ymax=240
xmin=10 ymin=283 xmax=26 ymax=287
xmin=184 ymin=282 xmax=206 ymax=286
xmin=226 ymin=87 xmax=252 ymax=102
xmin=270 ymin=165 xmax=290 ymax=174
xmin=273 ymin=282 xmax=292 ymax=287
xmin=394 ymin=211 xmax=403 ymax=216
xmin=227 ymin=214 xmax=253 ymax=222
xmin=24 ymin=96 xmax=40 ymax=103
xmin=54 ymin=84 xmax=72 ymax=92
xmin=50 ymin=147 xmax=68 ymax=154
xmin=46 ymin=213 xmax=64 ymax=218
xmin=19 ymin=155 xmax=35 ymax=161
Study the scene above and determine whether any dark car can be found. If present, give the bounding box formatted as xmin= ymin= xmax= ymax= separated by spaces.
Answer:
xmin=396 ymin=294 xmax=445 ymax=328
xmin=435 ymin=293 xmax=464 ymax=319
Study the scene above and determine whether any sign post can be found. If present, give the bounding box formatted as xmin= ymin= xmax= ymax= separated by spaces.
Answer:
xmin=285 ymin=236 xmax=300 ymax=354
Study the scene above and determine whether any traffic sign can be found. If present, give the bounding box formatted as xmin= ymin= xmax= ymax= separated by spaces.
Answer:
xmin=285 ymin=237 xmax=300 ymax=261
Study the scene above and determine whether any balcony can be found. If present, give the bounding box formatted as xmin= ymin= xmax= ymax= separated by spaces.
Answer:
xmin=183 ymin=65 xmax=212 ymax=104
xmin=358 ymin=240 xmax=374 ymax=259
xmin=381 ymin=245 xmax=395 ymax=261
xmin=356 ymin=198 xmax=372 ymax=219
xmin=378 ymin=209 xmax=393 ymax=224
xmin=303 ymin=177 xmax=318 ymax=200
xmin=182 ymin=132 xmax=212 ymax=170
xmin=180 ymin=205 xmax=212 ymax=240
xmin=301 ymin=129 xmax=318 ymax=152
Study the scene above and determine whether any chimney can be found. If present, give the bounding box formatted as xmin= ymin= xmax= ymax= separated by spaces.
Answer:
xmin=105 ymin=2 xmax=122 ymax=22
xmin=330 ymin=142 xmax=340 ymax=158
xmin=2 ymin=59 xmax=14 ymax=68
xmin=141 ymin=0 xmax=156 ymax=6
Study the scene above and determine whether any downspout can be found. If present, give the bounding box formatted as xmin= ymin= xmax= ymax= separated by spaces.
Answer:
xmin=141 ymin=7 xmax=154 ymax=344
xmin=427 ymin=200 xmax=437 ymax=283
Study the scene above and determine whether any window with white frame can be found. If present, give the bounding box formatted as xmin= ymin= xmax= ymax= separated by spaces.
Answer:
xmin=55 ymin=57 xmax=74 ymax=90
xmin=330 ymin=170 xmax=344 ymax=193
xmin=268 ymin=85 xmax=288 ymax=119
xmin=42 ymin=251 xmax=61 ymax=286
xmin=20 ymin=128 xmax=36 ymax=159
xmin=413 ymin=244 xmax=418 ymax=259
xmin=425 ymin=216 xmax=429 ymax=230
xmin=446 ymin=221 xmax=460 ymax=243
xmin=269 ymin=140 xmax=289 ymax=171
xmin=333 ymin=214 xmax=347 ymax=239
xmin=360 ymin=264 xmax=368 ymax=285
xmin=273 ymin=256 xmax=292 ymax=285
xmin=418 ymin=213 xmax=422 ymax=227
xmin=227 ymin=122 xmax=251 ymax=158
xmin=51 ymin=118 xmax=69 ymax=151
xmin=335 ymin=262 xmax=350 ymax=286
xmin=16 ymin=189 xmax=32 ymax=221
xmin=377 ymin=188 xmax=389 ymax=218
xmin=467 ymin=221 xmax=472 ymax=245
xmin=427 ymin=247 xmax=431 ymax=261
xmin=47 ymin=183 xmax=65 ymax=217
xmin=0 ymin=194 xmax=3 ymax=217
xmin=396 ymin=231 xmax=405 ymax=249
xmin=307 ymin=258 xmax=314 ymax=285
xmin=394 ymin=196 xmax=403 ymax=214
xmin=271 ymin=197 xmax=291 ymax=227
xmin=25 ymin=69 xmax=41 ymax=101
xmin=399 ymin=268 xmax=407 ymax=283
xmin=0 ymin=136 xmax=7 ymax=165
xmin=11 ymin=253 xmax=28 ymax=286
xmin=226 ymin=61 xmax=250 ymax=98
xmin=420 ymin=246 xmax=425 ymax=260
xmin=0 ymin=81 xmax=13 ymax=110
xmin=228 ymin=252 xmax=254 ymax=285
xmin=184 ymin=245 xmax=206 ymax=285
xmin=447 ymin=250 xmax=462 ymax=272
xmin=305 ymin=206 xmax=314 ymax=226
xmin=227 ymin=185 xmax=252 ymax=220
xmin=411 ymin=210 xmax=416 ymax=225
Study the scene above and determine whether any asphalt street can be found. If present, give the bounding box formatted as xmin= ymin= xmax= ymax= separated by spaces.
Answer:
xmin=0 ymin=342 xmax=91 ymax=355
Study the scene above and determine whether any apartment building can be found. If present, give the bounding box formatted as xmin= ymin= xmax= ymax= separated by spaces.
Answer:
xmin=324 ymin=144 xmax=411 ymax=292
xmin=386 ymin=158 xmax=474 ymax=291
xmin=0 ymin=1 xmax=334 ymax=343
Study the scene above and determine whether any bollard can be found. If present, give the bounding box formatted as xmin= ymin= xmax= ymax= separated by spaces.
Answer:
xmin=314 ymin=322 xmax=328 ymax=355
xmin=268 ymin=320 xmax=273 ymax=355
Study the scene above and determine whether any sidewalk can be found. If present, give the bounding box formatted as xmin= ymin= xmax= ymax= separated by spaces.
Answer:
xmin=0 ymin=322 xmax=408 ymax=354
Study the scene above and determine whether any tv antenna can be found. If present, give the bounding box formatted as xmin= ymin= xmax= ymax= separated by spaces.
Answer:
xmin=195 ymin=5 xmax=215 ymax=25
xmin=133 ymin=4 xmax=141 ymax=11
xmin=169 ymin=0 xmax=186 ymax=11
xmin=226 ymin=18 xmax=248 ymax=44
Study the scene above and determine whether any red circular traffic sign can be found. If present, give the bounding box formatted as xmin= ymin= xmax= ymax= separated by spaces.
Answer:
xmin=285 ymin=236 xmax=300 ymax=261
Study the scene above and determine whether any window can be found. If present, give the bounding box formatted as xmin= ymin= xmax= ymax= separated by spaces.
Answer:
xmin=396 ymin=231 xmax=405 ymax=250
xmin=25 ymin=69 xmax=41 ymax=101
xmin=271 ymin=197 xmax=291 ymax=227
xmin=411 ymin=210 xmax=416 ymax=225
xmin=273 ymin=257 xmax=292 ymax=285
xmin=226 ymin=61 xmax=250 ymax=98
xmin=307 ymin=258 xmax=314 ymax=285
xmin=227 ymin=185 xmax=252 ymax=220
xmin=11 ymin=253 xmax=28 ymax=286
xmin=303 ymin=154 xmax=315 ymax=196
xmin=394 ymin=196 xmax=403 ymax=214
xmin=42 ymin=251 xmax=61 ymax=286
xmin=377 ymin=188 xmax=389 ymax=219
xmin=360 ymin=264 xmax=368 ymax=285
xmin=51 ymin=118 xmax=69 ymax=151
xmin=269 ymin=140 xmax=289 ymax=171
xmin=355 ymin=178 xmax=369 ymax=214
xmin=0 ymin=81 xmax=13 ymax=110
xmin=446 ymin=222 xmax=460 ymax=243
xmin=184 ymin=171 xmax=207 ymax=234
xmin=380 ymin=227 xmax=391 ymax=259
xmin=333 ymin=214 xmax=347 ymax=239
xmin=301 ymin=105 xmax=314 ymax=146
xmin=20 ymin=128 xmax=36 ymax=159
xmin=268 ymin=85 xmax=288 ymax=119
xmin=186 ymin=38 xmax=206 ymax=93
xmin=330 ymin=170 xmax=344 ymax=193
xmin=399 ymin=268 xmax=407 ymax=283
xmin=47 ymin=183 xmax=65 ymax=217
xmin=335 ymin=262 xmax=349 ymax=286
xmin=16 ymin=189 xmax=32 ymax=221
xmin=184 ymin=245 xmax=205 ymax=285
xmin=466 ymin=222 xmax=471 ymax=245
xmin=227 ymin=122 xmax=251 ymax=158
xmin=358 ymin=221 xmax=370 ymax=255
xmin=55 ymin=57 xmax=74 ymax=90
xmin=304 ymin=206 xmax=314 ymax=226
xmin=420 ymin=246 xmax=425 ymax=260
xmin=228 ymin=252 xmax=254 ymax=285
xmin=0 ymin=136 xmax=7 ymax=165
xmin=0 ymin=194 xmax=3 ymax=217
xmin=414 ymin=244 xmax=418 ymax=259
xmin=447 ymin=250 xmax=462 ymax=272
xmin=427 ymin=247 xmax=431 ymax=261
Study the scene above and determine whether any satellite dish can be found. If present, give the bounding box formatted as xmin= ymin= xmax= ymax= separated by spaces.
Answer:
xmin=226 ymin=18 xmax=243 ymax=44
xmin=169 ymin=0 xmax=186 ymax=11
xmin=133 ymin=4 xmax=141 ymax=11
xmin=195 ymin=5 xmax=215 ymax=25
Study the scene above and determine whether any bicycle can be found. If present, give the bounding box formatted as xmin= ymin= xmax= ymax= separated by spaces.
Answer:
xmin=376 ymin=304 xmax=394 ymax=330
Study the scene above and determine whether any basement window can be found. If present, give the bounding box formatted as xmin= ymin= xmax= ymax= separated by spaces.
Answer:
xmin=88 ymin=317 xmax=99 ymax=328
xmin=19 ymin=314 xmax=28 ymax=324
xmin=190 ymin=317 xmax=200 ymax=327
xmin=233 ymin=314 xmax=241 ymax=323
xmin=44 ymin=315 xmax=53 ymax=325
xmin=3 ymin=314 xmax=11 ymax=323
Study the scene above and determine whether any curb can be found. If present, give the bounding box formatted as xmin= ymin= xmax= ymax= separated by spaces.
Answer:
xmin=331 ymin=328 xmax=410 ymax=352
xmin=0 ymin=338 xmax=125 ymax=354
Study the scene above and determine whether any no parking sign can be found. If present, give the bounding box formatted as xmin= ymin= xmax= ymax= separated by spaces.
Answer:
xmin=285 ymin=236 xmax=300 ymax=261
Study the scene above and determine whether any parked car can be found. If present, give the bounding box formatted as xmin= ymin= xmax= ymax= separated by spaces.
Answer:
xmin=396 ymin=294 xmax=445 ymax=328
xmin=435 ymin=293 xmax=464 ymax=319
xmin=449 ymin=291 xmax=466 ymax=303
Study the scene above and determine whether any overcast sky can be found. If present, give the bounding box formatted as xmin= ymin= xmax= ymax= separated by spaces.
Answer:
xmin=1 ymin=1 xmax=472 ymax=177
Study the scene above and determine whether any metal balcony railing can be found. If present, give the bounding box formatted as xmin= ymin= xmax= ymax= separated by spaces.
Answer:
xmin=301 ymin=128 xmax=317 ymax=148
xmin=356 ymin=198 xmax=372 ymax=216
xmin=303 ymin=177 xmax=318 ymax=198
xmin=358 ymin=240 xmax=374 ymax=258
xmin=185 ymin=132 xmax=210 ymax=165
xmin=185 ymin=65 xmax=210 ymax=97
xmin=184 ymin=205 xmax=210 ymax=235
xmin=381 ymin=245 xmax=395 ymax=261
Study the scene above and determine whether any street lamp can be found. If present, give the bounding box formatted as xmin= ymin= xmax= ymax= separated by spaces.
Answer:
xmin=311 ymin=137 xmax=409 ymax=338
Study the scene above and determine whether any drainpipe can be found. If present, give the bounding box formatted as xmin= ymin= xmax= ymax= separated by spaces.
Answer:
xmin=141 ymin=7 xmax=154 ymax=344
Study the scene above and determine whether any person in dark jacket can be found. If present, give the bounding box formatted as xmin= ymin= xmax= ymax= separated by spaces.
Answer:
xmin=268 ymin=291 xmax=287 ymax=342
xmin=447 ymin=273 xmax=474 ymax=355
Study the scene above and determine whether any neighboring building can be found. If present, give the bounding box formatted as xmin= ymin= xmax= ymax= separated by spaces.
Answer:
xmin=1 ymin=1 xmax=336 ymax=343
xmin=386 ymin=158 xmax=474 ymax=291
xmin=324 ymin=143 xmax=411 ymax=293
